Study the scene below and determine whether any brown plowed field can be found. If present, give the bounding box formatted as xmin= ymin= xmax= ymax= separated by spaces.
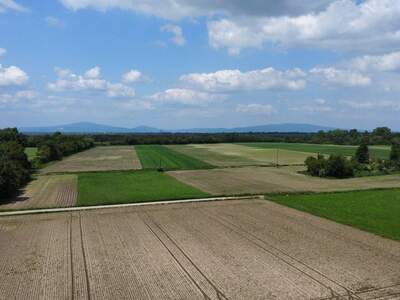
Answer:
xmin=1 ymin=199 xmax=399 ymax=299
xmin=41 ymin=146 xmax=142 ymax=174
xmin=0 ymin=175 xmax=77 ymax=210
xmin=169 ymin=166 xmax=400 ymax=195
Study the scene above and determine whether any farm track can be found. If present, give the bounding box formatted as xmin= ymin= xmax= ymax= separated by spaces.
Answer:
xmin=1 ymin=199 xmax=399 ymax=299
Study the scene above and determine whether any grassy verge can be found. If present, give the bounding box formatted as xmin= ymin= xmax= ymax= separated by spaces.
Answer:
xmin=135 ymin=145 xmax=213 ymax=170
xmin=77 ymin=170 xmax=210 ymax=206
xmin=268 ymin=188 xmax=400 ymax=240
xmin=239 ymin=142 xmax=390 ymax=160
xmin=25 ymin=147 xmax=38 ymax=161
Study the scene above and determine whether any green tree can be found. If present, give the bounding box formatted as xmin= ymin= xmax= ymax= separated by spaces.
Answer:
xmin=355 ymin=143 xmax=369 ymax=164
xmin=325 ymin=155 xmax=354 ymax=178
xmin=390 ymin=140 xmax=400 ymax=162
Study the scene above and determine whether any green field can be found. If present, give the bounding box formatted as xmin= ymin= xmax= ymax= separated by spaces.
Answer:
xmin=169 ymin=143 xmax=312 ymax=166
xmin=135 ymin=145 xmax=213 ymax=170
xmin=77 ymin=170 xmax=210 ymax=206
xmin=24 ymin=147 xmax=38 ymax=160
xmin=239 ymin=143 xmax=390 ymax=159
xmin=269 ymin=189 xmax=400 ymax=240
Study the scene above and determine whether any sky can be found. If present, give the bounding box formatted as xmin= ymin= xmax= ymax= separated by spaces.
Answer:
xmin=1 ymin=0 xmax=400 ymax=130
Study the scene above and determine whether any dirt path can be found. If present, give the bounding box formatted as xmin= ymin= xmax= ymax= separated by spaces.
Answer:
xmin=0 ymin=175 xmax=77 ymax=210
xmin=1 ymin=199 xmax=399 ymax=299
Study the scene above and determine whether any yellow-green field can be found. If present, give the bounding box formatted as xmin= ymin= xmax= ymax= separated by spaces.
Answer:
xmin=168 ymin=143 xmax=313 ymax=167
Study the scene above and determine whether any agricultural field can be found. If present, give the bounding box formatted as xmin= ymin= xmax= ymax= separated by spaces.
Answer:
xmin=1 ymin=199 xmax=399 ymax=299
xmin=169 ymin=166 xmax=400 ymax=195
xmin=239 ymin=142 xmax=391 ymax=159
xmin=0 ymin=174 xmax=77 ymax=210
xmin=77 ymin=170 xmax=209 ymax=206
xmin=41 ymin=146 xmax=142 ymax=174
xmin=135 ymin=144 xmax=212 ymax=170
xmin=169 ymin=143 xmax=313 ymax=167
xmin=269 ymin=188 xmax=400 ymax=240
xmin=24 ymin=147 xmax=37 ymax=160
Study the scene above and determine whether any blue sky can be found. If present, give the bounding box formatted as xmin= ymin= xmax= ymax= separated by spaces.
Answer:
xmin=1 ymin=0 xmax=400 ymax=130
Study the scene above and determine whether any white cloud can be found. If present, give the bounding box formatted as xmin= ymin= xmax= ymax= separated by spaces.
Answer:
xmin=0 ymin=64 xmax=29 ymax=86
xmin=351 ymin=51 xmax=400 ymax=72
xmin=208 ymin=0 xmax=400 ymax=54
xmin=119 ymin=99 xmax=154 ymax=111
xmin=0 ymin=0 xmax=27 ymax=13
xmin=180 ymin=67 xmax=306 ymax=92
xmin=45 ymin=16 xmax=65 ymax=28
xmin=236 ymin=103 xmax=275 ymax=115
xmin=122 ymin=69 xmax=143 ymax=83
xmin=341 ymin=100 xmax=400 ymax=110
xmin=150 ymin=88 xmax=224 ymax=106
xmin=0 ymin=48 xmax=6 ymax=57
xmin=48 ymin=67 xmax=135 ymax=97
xmin=310 ymin=67 xmax=371 ymax=87
xmin=0 ymin=90 xmax=37 ymax=105
xmin=161 ymin=24 xmax=186 ymax=46
xmin=60 ymin=0 xmax=333 ymax=20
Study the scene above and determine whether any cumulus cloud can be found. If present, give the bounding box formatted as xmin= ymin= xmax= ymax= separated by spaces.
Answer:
xmin=122 ymin=69 xmax=143 ymax=83
xmin=48 ymin=66 xmax=135 ymax=97
xmin=0 ymin=90 xmax=37 ymax=105
xmin=0 ymin=48 xmax=6 ymax=57
xmin=351 ymin=51 xmax=400 ymax=72
xmin=236 ymin=103 xmax=275 ymax=114
xmin=0 ymin=0 xmax=27 ymax=13
xmin=310 ymin=67 xmax=371 ymax=87
xmin=161 ymin=24 xmax=186 ymax=46
xmin=180 ymin=67 xmax=306 ymax=92
xmin=208 ymin=0 xmax=400 ymax=54
xmin=60 ymin=0 xmax=333 ymax=20
xmin=150 ymin=88 xmax=224 ymax=106
xmin=0 ymin=64 xmax=29 ymax=86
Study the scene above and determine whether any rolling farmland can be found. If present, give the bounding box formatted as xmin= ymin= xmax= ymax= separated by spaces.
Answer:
xmin=41 ymin=146 xmax=142 ymax=174
xmin=1 ymin=199 xmax=400 ymax=299
xmin=239 ymin=142 xmax=391 ymax=159
xmin=77 ymin=170 xmax=209 ymax=206
xmin=135 ymin=145 xmax=213 ymax=170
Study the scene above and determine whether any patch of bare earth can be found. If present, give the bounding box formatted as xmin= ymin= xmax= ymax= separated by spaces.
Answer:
xmin=41 ymin=146 xmax=142 ymax=174
xmin=1 ymin=200 xmax=399 ymax=299
xmin=0 ymin=175 xmax=77 ymax=210
xmin=168 ymin=166 xmax=400 ymax=195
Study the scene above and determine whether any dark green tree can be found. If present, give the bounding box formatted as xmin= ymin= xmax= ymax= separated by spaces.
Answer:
xmin=355 ymin=143 xmax=369 ymax=164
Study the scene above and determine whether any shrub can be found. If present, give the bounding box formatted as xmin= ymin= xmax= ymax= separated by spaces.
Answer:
xmin=325 ymin=155 xmax=354 ymax=178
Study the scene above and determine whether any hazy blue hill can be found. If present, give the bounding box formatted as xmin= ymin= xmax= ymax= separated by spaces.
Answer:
xmin=18 ymin=122 xmax=335 ymax=133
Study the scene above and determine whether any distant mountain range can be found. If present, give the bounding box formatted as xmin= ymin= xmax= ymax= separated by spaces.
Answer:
xmin=18 ymin=122 xmax=336 ymax=134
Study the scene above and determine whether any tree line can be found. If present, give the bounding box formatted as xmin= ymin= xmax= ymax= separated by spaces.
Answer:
xmin=44 ymin=126 xmax=399 ymax=146
xmin=0 ymin=129 xmax=94 ymax=201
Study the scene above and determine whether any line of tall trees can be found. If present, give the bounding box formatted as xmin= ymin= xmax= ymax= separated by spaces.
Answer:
xmin=63 ymin=127 xmax=400 ymax=146
xmin=33 ymin=132 xmax=94 ymax=165
xmin=0 ymin=128 xmax=31 ymax=199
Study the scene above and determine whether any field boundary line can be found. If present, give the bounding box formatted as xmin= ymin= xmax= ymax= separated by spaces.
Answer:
xmin=0 ymin=195 xmax=264 ymax=217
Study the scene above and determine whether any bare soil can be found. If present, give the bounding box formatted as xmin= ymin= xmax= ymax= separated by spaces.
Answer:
xmin=0 ymin=175 xmax=77 ymax=210
xmin=1 ymin=199 xmax=399 ymax=299
xmin=41 ymin=146 xmax=142 ymax=174
xmin=168 ymin=166 xmax=400 ymax=195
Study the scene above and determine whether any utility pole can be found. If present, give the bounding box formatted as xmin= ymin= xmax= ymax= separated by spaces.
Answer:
xmin=276 ymin=148 xmax=279 ymax=168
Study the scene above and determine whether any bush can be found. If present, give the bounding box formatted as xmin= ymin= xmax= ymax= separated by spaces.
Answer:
xmin=325 ymin=155 xmax=354 ymax=178
xmin=305 ymin=155 xmax=326 ymax=177
xmin=390 ymin=140 xmax=400 ymax=163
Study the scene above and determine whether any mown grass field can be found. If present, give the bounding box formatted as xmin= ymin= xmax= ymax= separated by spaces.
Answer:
xmin=135 ymin=145 xmax=213 ymax=170
xmin=269 ymin=188 xmax=400 ymax=240
xmin=239 ymin=142 xmax=390 ymax=159
xmin=77 ymin=170 xmax=210 ymax=206
xmin=24 ymin=147 xmax=38 ymax=160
